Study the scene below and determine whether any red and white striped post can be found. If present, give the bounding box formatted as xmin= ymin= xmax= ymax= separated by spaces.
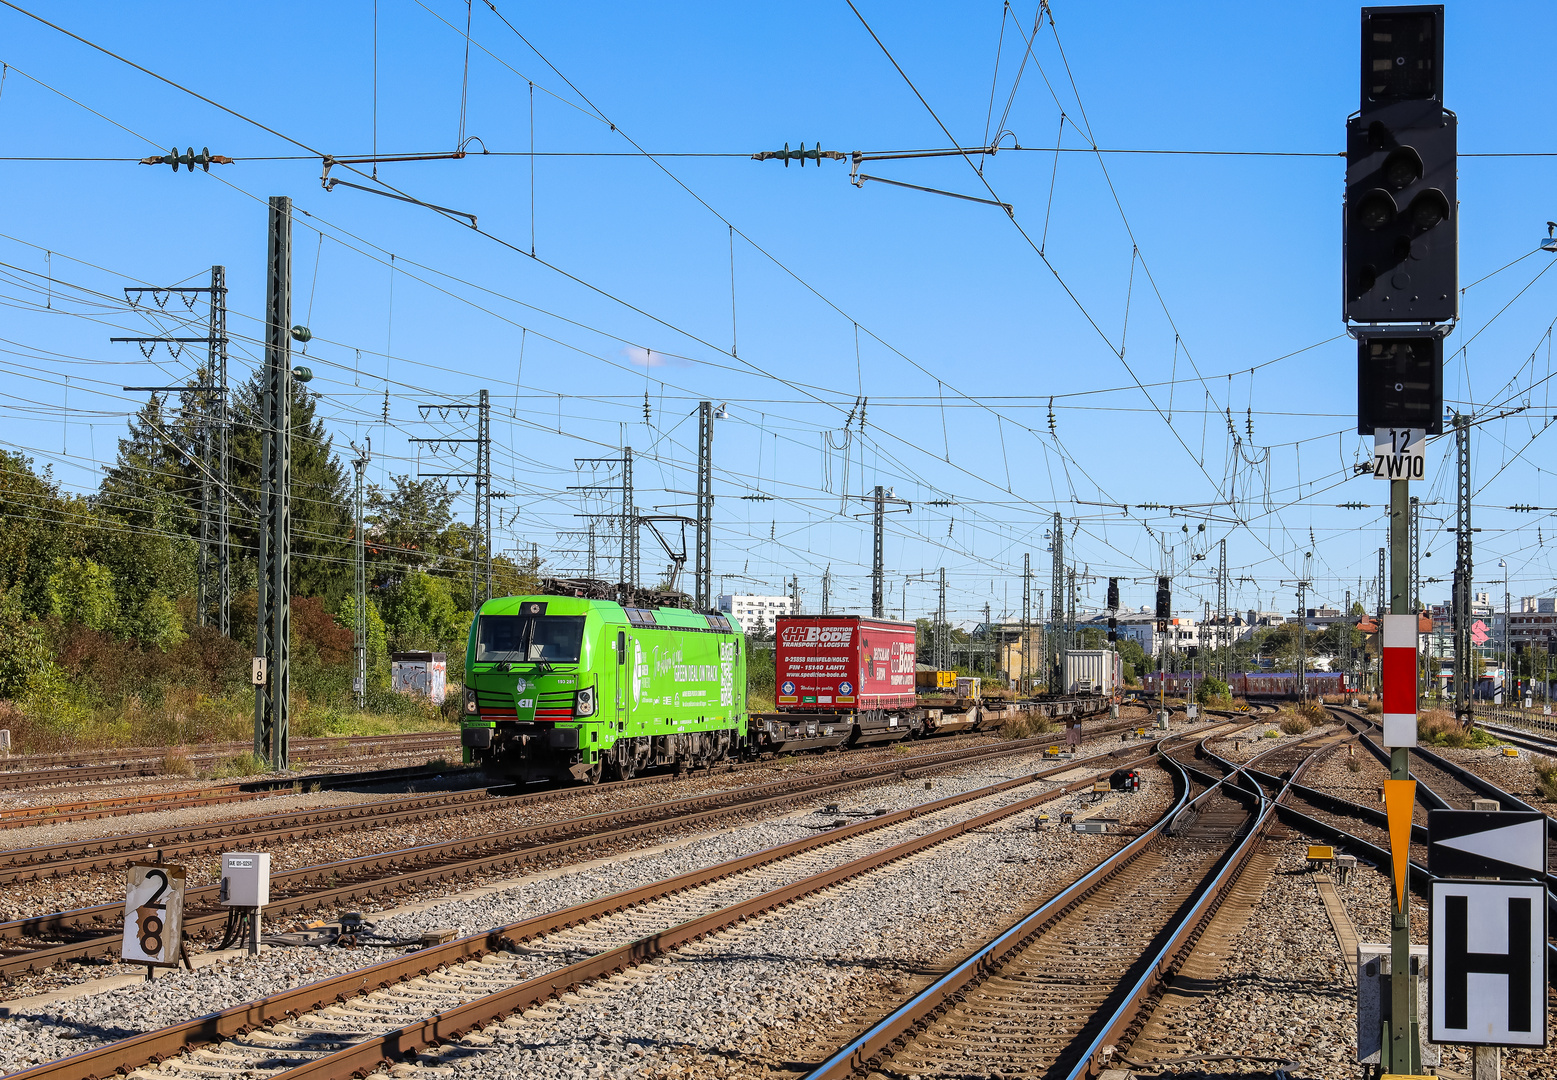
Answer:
xmin=1382 ymin=613 xmax=1419 ymax=748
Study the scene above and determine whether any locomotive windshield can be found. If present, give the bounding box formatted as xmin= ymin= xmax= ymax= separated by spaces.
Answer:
xmin=476 ymin=614 xmax=586 ymax=663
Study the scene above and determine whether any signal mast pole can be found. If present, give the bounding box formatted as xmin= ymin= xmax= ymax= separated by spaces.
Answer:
xmin=254 ymin=196 xmax=294 ymax=772
xmin=1344 ymin=8 xmax=1457 ymax=1073
xmin=351 ymin=440 xmax=371 ymax=709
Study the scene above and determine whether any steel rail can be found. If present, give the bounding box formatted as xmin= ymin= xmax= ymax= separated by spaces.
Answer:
xmin=0 ymin=733 xmax=1079 ymax=882
xmin=1063 ymin=778 xmax=1277 ymax=1078
xmin=1061 ymin=725 xmax=1363 ymax=1078
xmin=1251 ymin=710 xmax=1557 ymax=988
xmin=803 ymin=724 xmax=1328 ymax=1079
xmin=228 ymin=742 xmax=1185 ymax=1080
xmin=0 ymin=789 xmax=504 ymax=880
xmin=0 ymin=757 xmax=475 ymax=795
xmin=0 ymin=786 xmax=270 ymax=829
xmin=0 ymin=731 xmax=461 ymax=772
xmin=0 ymin=732 xmax=1140 ymax=974
xmin=7 ymin=742 xmax=1175 ymax=1080
xmin=809 ymin=740 xmax=1220 ymax=1076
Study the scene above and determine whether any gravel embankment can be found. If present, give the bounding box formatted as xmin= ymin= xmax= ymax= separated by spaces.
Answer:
xmin=0 ymin=738 xmax=1008 ymax=923
xmin=3 ymin=739 xmax=1082 ymax=1001
xmin=370 ymin=771 xmax=1176 ymax=1080
xmin=0 ymin=743 xmax=1163 ymax=1071
xmin=1133 ymin=834 xmax=1557 ymax=1080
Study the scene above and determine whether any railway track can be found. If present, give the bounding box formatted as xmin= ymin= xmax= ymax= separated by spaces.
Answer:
xmin=0 ymin=785 xmax=283 ymax=831
xmin=4 ymin=735 xmax=1179 ymax=1080
xmin=0 ymin=729 xmax=1150 ymax=888
xmin=0 ymin=731 xmax=1149 ymax=976
xmin=805 ymin=740 xmax=1280 ymax=1079
xmin=0 ymin=744 xmax=464 ymax=793
xmin=0 ymin=731 xmax=461 ymax=774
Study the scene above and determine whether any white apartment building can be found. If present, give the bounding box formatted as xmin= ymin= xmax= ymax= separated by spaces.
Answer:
xmin=718 ymin=594 xmax=795 ymax=633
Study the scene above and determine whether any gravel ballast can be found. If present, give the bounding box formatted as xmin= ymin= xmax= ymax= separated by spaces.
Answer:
xmin=0 ymin=739 xmax=1165 ymax=1073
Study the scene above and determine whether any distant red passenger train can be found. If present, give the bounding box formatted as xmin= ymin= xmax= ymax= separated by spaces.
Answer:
xmin=1139 ymin=671 xmax=1351 ymax=697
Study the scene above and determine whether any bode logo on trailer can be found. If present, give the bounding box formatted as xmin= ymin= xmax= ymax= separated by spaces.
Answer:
xmin=780 ymin=624 xmax=852 ymax=647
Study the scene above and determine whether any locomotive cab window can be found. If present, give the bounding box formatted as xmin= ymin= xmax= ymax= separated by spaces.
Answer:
xmin=476 ymin=614 xmax=587 ymax=663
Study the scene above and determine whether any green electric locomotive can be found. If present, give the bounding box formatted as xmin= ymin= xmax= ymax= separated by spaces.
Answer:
xmin=459 ymin=595 xmax=746 ymax=784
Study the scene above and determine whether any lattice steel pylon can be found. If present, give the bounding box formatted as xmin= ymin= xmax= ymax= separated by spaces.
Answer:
xmin=1066 ymin=566 xmax=1077 ymax=656
xmin=253 ymin=196 xmax=293 ymax=771
xmin=410 ymin=392 xmax=492 ymax=608
xmin=569 ymin=450 xmax=634 ymax=597
xmin=1216 ymin=538 xmax=1228 ymax=678
xmin=1409 ymin=495 xmax=1421 ymax=613
xmin=1343 ymin=588 xmax=1353 ymax=686
xmin=1453 ymin=414 xmax=1474 ymax=726
xmin=1377 ymin=548 xmax=1386 ymax=621
xmin=211 ymin=265 xmax=230 ymax=637
xmin=872 ymin=486 xmax=886 ymax=618
xmin=1049 ymin=512 xmax=1065 ymax=693
xmin=695 ymin=402 xmax=713 ymax=610
xmin=351 ymin=440 xmax=371 ymax=709
xmin=115 ymin=266 xmax=230 ymax=634
xmin=1019 ymin=554 xmax=1030 ymax=691
xmin=983 ymin=601 xmax=993 ymax=675
xmin=476 ymin=389 xmax=492 ymax=606
xmin=936 ymin=566 xmax=947 ymax=670
xmin=624 ymin=447 xmax=638 ymax=594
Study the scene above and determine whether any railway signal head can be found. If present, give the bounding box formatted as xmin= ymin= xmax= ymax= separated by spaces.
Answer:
xmin=1155 ymin=577 xmax=1171 ymax=620
xmin=1356 ymin=327 xmax=1444 ymax=434
xmin=1107 ymin=577 xmax=1119 ymax=610
xmin=1345 ymin=6 xmax=1456 ymax=324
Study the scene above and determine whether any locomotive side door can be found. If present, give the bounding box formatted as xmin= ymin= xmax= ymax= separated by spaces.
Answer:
xmin=615 ymin=629 xmax=628 ymax=730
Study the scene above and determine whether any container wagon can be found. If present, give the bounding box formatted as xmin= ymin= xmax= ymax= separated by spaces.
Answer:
xmin=460 ymin=596 xmax=745 ymax=784
xmin=754 ymin=615 xmax=919 ymax=752
xmin=1139 ymin=671 xmax=1350 ymax=697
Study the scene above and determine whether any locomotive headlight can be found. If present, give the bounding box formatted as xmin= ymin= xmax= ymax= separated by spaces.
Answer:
xmin=574 ymin=686 xmax=596 ymax=717
xmin=463 ymin=686 xmax=478 ymax=715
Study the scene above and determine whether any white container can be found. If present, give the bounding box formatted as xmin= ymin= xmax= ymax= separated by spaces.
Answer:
xmin=220 ymin=852 xmax=271 ymax=907
xmin=954 ymin=676 xmax=981 ymax=701
xmin=390 ymin=651 xmax=448 ymax=704
xmin=1063 ymin=650 xmax=1118 ymax=696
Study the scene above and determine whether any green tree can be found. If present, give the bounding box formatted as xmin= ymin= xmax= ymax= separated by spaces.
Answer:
xmin=334 ymin=593 xmax=390 ymax=688
xmin=46 ymin=557 xmax=118 ymax=632
xmin=379 ymin=570 xmax=463 ymax=652
xmin=126 ymin=593 xmax=186 ymax=651
xmin=366 ymin=475 xmax=464 ymax=586
xmin=227 ymin=371 xmax=352 ymax=604
xmin=89 ymin=493 xmax=197 ymax=636
xmin=0 ymin=451 xmax=94 ymax=618
xmin=1116 ymin=637 xmax=1151 ymax=684
xmin=0 ymin=590 xmax=51 ymax=698
xmin=97 ymin=388 xmax=201 ymax=534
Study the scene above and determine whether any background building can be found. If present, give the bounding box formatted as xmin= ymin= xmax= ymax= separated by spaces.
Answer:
xmin=718 ymin=593 xmax=795 ymax=633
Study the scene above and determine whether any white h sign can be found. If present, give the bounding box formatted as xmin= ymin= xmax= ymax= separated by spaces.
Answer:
xmin=1430 ymin=880 xmax=1547 ymax=1046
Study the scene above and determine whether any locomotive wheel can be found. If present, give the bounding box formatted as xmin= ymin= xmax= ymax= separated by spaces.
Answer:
xmin=614 ymin=755 xmax=636 ymax=781
xmin=582 ymin=763 xmax=603 ymax=785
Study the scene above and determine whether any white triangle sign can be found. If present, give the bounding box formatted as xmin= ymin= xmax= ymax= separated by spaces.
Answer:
xmin=1436 ymin=818 xmax=1546 ymax=872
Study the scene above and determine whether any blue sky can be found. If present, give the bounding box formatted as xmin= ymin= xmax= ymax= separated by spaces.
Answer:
xmin=2 ymin=1 xmax=1556 ymax=625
